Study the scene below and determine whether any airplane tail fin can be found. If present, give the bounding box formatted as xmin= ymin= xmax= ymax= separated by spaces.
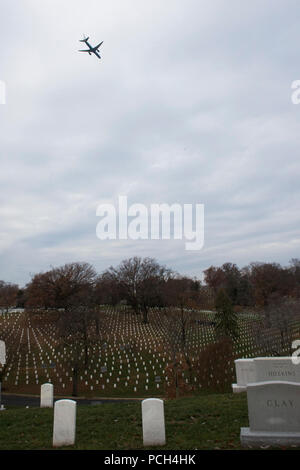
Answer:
xmin=79 ymin=35 xmax=89 ymax=42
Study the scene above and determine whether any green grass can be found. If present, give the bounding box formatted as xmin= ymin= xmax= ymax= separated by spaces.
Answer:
xmin=1 ymin=392 xmax=297 ymax=450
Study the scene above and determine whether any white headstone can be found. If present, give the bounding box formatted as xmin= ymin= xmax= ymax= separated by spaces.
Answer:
xmin=40 ymin=383 xmax=53 ymax=408
xmin=241 ymin=381 xmax=300 ymax=447
xmin=232 ymin=357 xmax=300 ymax=393
xmin=0 ymin=341 xmax=6 ymax=365
xmin=53 ymin=399 xmax=76 ymax=447
xmin=254 ymin=357 xmax=300 ymax=383
xmin=232 ymin=358 xmax=255 ymax=393
xmin=142 ymin=398 xmax=166 ymax=446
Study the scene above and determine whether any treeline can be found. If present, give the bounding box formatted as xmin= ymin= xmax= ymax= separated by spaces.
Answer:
xmin=20 ymin=258 xmax=202 ymax=323
xmin=203 ymin=259 xmax=300 ymax=307
xmin=1 ymin=257 xmax=300 ymax=314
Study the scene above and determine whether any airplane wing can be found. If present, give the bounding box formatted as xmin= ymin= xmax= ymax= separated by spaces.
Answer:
xmin=94 ymin=41 xmax=103 ymax=49
xmin=78 ymin=49 xmax=91 ymax=52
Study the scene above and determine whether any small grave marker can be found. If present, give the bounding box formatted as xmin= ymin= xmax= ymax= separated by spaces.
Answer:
xmin=142 ymin=398 xmax=166 ymax=446
xmin=40 ymin=383 xmax=53 ymax=408
xmin=53 ymin=399 xmax=76 ymax=447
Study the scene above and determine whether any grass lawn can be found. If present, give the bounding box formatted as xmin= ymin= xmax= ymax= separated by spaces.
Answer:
xmin=1 ymin=392 xmax=298 ymax=450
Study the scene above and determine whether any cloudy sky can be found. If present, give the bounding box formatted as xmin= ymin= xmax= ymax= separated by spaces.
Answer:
xmin=1 ymin=0 xmax=300 ymax=286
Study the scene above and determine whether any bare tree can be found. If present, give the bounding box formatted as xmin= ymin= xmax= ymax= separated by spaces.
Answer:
xmin=56 ymin=305 xmax=102 ymax=396
xmin=103 ymin=257 xmax=173 ymax=323
xmin=160 ymin=277 xmax=198 ymax=398
xmin=252 ymin=295 xmax=300 ymax=356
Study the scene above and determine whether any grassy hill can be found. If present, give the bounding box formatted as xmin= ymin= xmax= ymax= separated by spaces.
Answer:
xmin=1 ymin=392 xmax=299 ymax=450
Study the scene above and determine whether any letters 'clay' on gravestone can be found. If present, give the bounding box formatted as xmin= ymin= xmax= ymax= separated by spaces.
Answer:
xmin=40 ymin=383 xmax=54 ymax=408
xmin=240 ymin=381 xmax=300 ymax=447
xmin=0 ymin=341 xmax=6 ymax=365
xmin=142 ymin=398 xmax=166 ymax=446
xmin=53 ymin=399 xmax=76 ymax=447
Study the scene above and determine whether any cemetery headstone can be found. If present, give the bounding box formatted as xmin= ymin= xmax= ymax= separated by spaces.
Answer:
xmin=142 ymin=398 xmax=166 ymax=446
xmin=0 ymin=340 xmax=5 ymax=365
xmin=254 ymin=357 xmax=300 ymax=383
xmin=40 ymin=383 xmax=54 ymax=408
xmin=53 ymin=399 xmax=76 ymax=447
xmin=233 ymin=357 xmax=300 ymax=393
xmin=240 ymin=381 xmax=300 ymax=447
xmin=232 ymin=359 xmax=255 ymax=393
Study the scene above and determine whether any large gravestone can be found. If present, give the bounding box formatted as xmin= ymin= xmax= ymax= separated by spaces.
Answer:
xmin=233 ymin=357 xmax=300 ymax=393
xmin=254 ymin=357 xmax=300 ymax=383
xmin=241 ymin=381 xmax=300 ymax=447
xmin=53 ymin=399 xmax=76 ymax=447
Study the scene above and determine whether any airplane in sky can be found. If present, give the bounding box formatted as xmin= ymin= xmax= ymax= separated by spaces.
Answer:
xmin=78 ymin=35 xmax=103 ymax=59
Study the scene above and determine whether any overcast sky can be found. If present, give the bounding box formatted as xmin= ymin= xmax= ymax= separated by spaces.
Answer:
xmin=1 ymin=0 xmax=300 ymax=286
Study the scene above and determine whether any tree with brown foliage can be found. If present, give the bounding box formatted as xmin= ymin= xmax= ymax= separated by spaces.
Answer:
xmin=159 ymin=276 xmax=201 ymax=398
xmin=247 ymin=262 xmax=294 ymax=307
xmin=0 ymin=281 xmax=19 ymax=312
xmin=25 ymin=262 xmax=97 ymax=310
xmin=161 ymin=307 xmax=197 ymax=398
xmin=56 ymin=305 xmax=102 ymax=396
xmin=203 ymin=266 xmax=225 ymax=295
xmin=193 ymin=337 xmax=235 ymax=393
xmin=94 ymin=273 xmax=122 ymax=307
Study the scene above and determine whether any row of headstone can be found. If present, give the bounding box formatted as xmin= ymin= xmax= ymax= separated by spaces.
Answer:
xmin=40 ymin=383 xmax=166 ymax=447
xmin=232 ymin=357 xmax=300 ymax=393
xmin=21 ymin=379 xmax=300 ymax=449
xmin=52 ymin=397 xmax=165 ymax=447
xmin=3 ymin=307 xmax=271 ymax=396
xmin=1 ymin=308 xmax=236 ymax=395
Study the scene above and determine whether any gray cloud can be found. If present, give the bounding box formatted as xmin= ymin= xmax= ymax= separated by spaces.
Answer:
xmin=1 ymin=0 xmax=300 ymax=286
